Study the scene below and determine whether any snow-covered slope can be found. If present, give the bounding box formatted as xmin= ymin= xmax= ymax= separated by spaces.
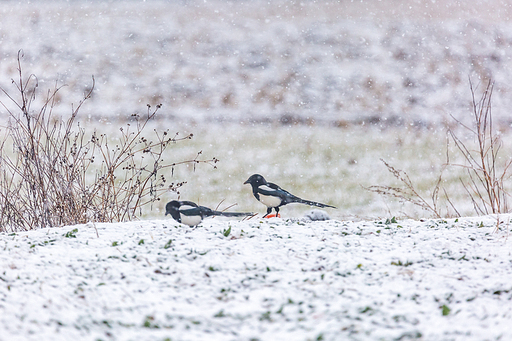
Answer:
xmin=1 ymin=216 xmax=510 ymax=340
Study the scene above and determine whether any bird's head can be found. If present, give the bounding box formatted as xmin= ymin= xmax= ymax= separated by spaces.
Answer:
xmin=244 ymin=174 xmax=267 ymax=187
xmin=165 ymin=200 xmax=181 ymax=215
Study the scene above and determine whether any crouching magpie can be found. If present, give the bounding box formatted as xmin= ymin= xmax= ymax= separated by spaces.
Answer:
xmin=244 ymin=174 xmax=336 ymax=218
xmin=165 ymin=200 xmax=252 ymax=227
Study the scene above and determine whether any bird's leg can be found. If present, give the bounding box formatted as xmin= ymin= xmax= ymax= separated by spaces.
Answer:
xmin=275 ymin=206 xmax=281 ymax=218
xmin=262 ymin=207 xmax=272 ymax=218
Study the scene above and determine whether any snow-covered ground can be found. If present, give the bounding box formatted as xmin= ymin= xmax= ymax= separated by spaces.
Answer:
xmin=1 ymin=215 xmax=511 ymax=340
xmin=2 ymin=2 xmax=512 ymax=339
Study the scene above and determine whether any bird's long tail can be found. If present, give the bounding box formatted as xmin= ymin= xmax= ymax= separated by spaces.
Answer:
xmin=213 ymin=211 xmax=253 ymax=217
xmin=295 ymin=198 xmax=336 ymax=209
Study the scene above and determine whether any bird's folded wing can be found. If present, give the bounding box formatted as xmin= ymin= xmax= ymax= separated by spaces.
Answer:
xmin=258 ymin=184 xmax=287 ymax=197
xmin=179 ymin=206 xmax=210 ymax=217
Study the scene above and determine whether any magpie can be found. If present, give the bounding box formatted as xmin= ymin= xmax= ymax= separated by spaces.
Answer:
xmin=244 ymin=174 xmax=336 ymax=217
xmin=165 ymin=200 xmax=252 ymax=227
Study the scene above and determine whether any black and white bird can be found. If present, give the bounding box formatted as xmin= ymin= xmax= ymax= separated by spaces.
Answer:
xmin=165 ymin=200 xmax=252 ymax=227
xmin=244 ymin=174 xmax=336 ymax=218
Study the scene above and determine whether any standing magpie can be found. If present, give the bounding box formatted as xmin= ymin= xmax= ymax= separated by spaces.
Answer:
xmin=244 ymin=174 xmax=336 ymax=217
xmin=165 ymin=200 xmax=252 ymax=227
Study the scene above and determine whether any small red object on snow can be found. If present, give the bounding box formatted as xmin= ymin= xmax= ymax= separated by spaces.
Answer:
xmin=265 ymin=213 xmax=281 ymax=218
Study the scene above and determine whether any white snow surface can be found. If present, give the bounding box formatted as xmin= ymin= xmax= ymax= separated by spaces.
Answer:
xmin=1 ymin=216 xmax=511 ymax=341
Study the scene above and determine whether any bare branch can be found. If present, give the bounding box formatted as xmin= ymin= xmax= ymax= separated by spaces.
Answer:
xmin=0 ymin=54 xmax=214 ymax=232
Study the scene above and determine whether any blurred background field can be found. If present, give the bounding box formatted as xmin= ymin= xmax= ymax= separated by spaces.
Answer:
xmin=2 ymin=0 xmax=512 ymax=220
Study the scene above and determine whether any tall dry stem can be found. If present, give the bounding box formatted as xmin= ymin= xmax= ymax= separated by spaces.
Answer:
xmin=448 ymin=79 xmax=511 ymax=215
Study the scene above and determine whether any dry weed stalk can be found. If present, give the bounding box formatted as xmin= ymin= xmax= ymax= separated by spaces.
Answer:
xmin=367 ymin=159 xmax=443 ymax=218
xmin=448 ymin=79 xmax=511 ymax=215
xmin=368 ymin=78 xmax=512 ymax=219
xmin=0 ymin=52 xmax=217 ymax=232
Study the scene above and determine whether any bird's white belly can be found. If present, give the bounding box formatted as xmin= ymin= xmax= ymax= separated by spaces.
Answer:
xmin=180 ymin=214 xmax=203 ymax=227
xmin=259 ymin=194 xmax=282 ymax=208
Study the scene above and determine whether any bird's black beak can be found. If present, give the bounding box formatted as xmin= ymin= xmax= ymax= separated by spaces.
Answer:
xmin=244 ymin=179 xmax=250 ymax=184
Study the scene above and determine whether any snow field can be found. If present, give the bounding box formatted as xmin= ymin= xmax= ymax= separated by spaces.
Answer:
xmin=123 ymin=121 xmax=512 ymax=220
xmin=2 ymin=1 xmax=512 ymax=126
xmin=1 ymin=216 xmax=511 ymax=340
xmin=2 ymin=0 xmax=512 ymax=221
xmin=1 ymin=1 xmax=512 ymax=339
